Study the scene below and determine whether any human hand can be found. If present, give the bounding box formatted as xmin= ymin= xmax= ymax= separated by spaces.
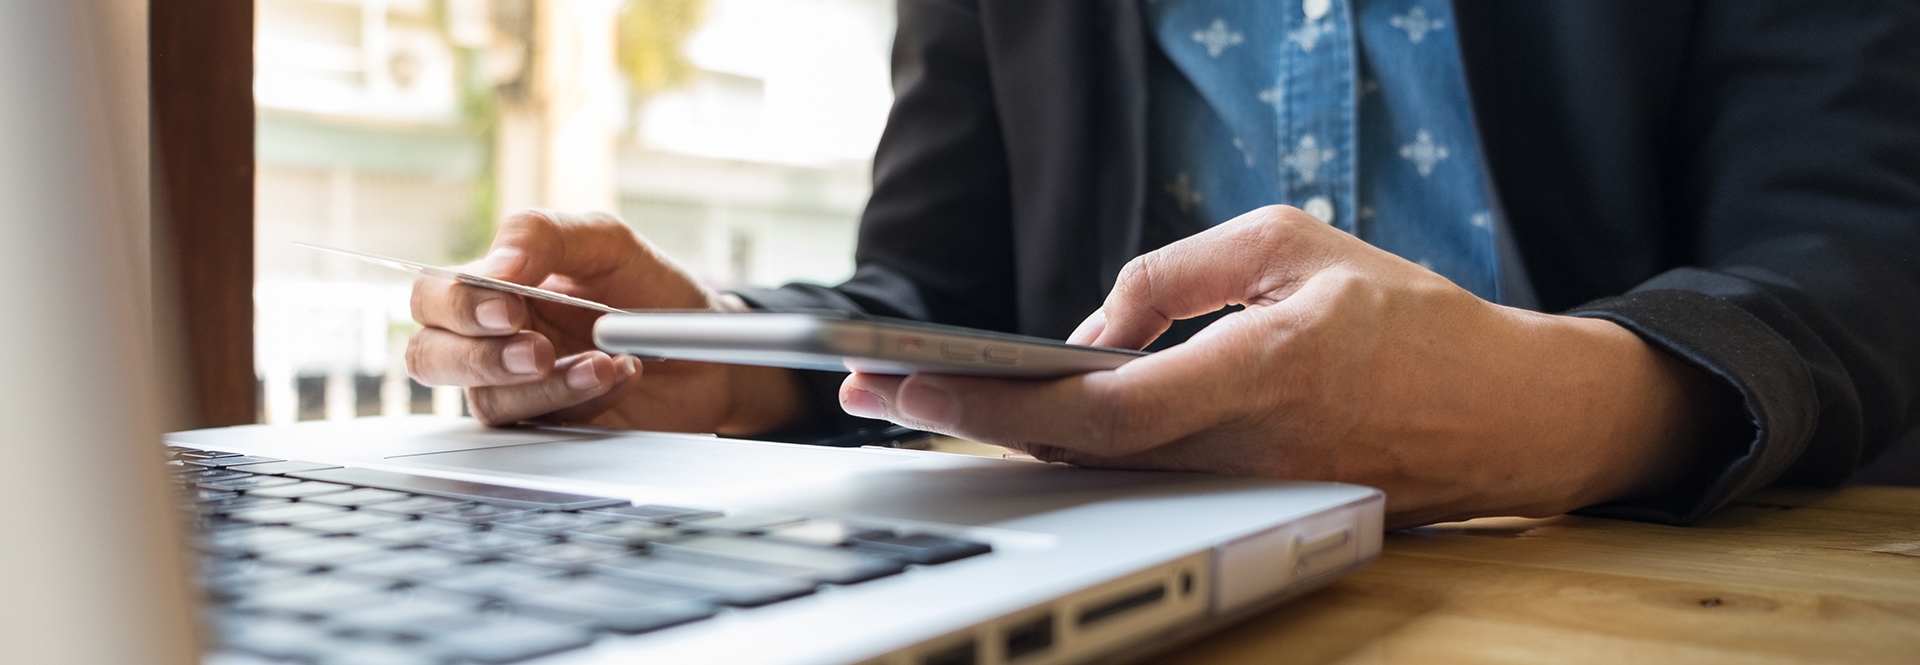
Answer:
xmin=838 ymin=206 xmax=1715 ymax=528
xmin=407 ymin=209 xmax=804 ymax=432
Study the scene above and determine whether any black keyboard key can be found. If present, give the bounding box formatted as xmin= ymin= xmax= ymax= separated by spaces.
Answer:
xmin=677 ymin=513 xmax=804 ymax=534
xmin=420 ymin=502 xmax=534 ymax=525
xmin=242 ymin=480 xmax=354 ymax=500
xmin=358 ymin=519 xmax=475 ymax=546
xmin=491 ymin=511 xmax=609 ymax=537
xmin=305 ymin=487 xmax=411 ymax=508
xmin=255 ymin=537 xmax=395 ymax=569
xmin=498 ymin=575 xmax=717 ymax=634
xmin=595 ymin=555 xmax=817 ymax=606
xmin=215 ymin=614 xmax=337 ymax=660
xmin=504 ymin=541 xmax=630 ymax=569
xmin=651 ymin=534 xmax=907 ymax=584
xmin=187 ymin=455 xmax=284 ymax=469
xmin=180 ymin=468 xmax=252 ymax=483
xmin=203 ymin=559 xmax=309 ymax=596
xmin=226 ymin=460 xmax=342 ymax=476
xmin=234 ymin=575 xmax=392 ymax=618
xmin=194 ymin=488 xmax=241 ymax=504
xmin=333 ymin=548 xmax=478 ymax=581
xmin=420 ymin=614 xmax=597 ymax=664
xmin=847 ymin=532 xmax=993 ymax=565
xmin=200 ymin=475 xmax=301 ymax=492
xmin=291 ymin=467 xmax=628 ymax=511
xmin=328 ymin=588 xmax=487 ymax=638
xmin=226 ymin=502 xmax=350 ymax=525
xmin=172 ymin=449 xmax=242 ymax=460
xmin=305 ymin=639 xmax=451 ymax=665
xmin=423 ymin=529 xmax=551 ymax=557
xmin=565 ymin=521 xmax=683 ymax=548
xmin=203 ymin=525 xmax=326 ymax=555
xmin=764 ymin=519 xmax=894 ymax=546
xmin=295 ymin=510 xmax=413 ymax=536
xmin=585 ymin=504 xmax=718 ymax=523
xmin=412 ymin=561 xmax=562 ymax=596
xmin=202 ymin=495 xmax=293 ymax=516
xmin=362 ymin=495 xmax=468 ymax=517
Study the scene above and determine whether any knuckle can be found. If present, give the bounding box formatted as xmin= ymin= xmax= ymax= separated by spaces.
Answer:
xmin=458 ymin=340 xmax=501 ymax=383
xmin=465 ymin=389 xmax=512 ymax=426
xmin=404 ymin=330 xmax=435 ymax=384
xmin=1111 ymin=253 xmax=1160 ymax=305
xmin=1086 ymin=384 xmax=1155 ymax=454
xmin=502 ymin=208 xmax=559 ymax=232
xmin=579 ymin=209 xmax=627 ymax=229
xmin=1115 ymin=252 xmax=1153 ymax=288
xmin=409 ymin=283 xmax=428 ymax=324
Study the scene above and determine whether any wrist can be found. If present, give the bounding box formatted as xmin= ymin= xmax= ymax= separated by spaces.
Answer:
xmin=1540 ymin=313 xmax=1712 ymax=509
xmin=717 ymin=364 xmax=808 ymax=436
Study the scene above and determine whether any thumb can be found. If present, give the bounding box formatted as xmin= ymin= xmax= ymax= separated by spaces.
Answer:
xmin=1091 ymin=207 xmax=1336 ymax=349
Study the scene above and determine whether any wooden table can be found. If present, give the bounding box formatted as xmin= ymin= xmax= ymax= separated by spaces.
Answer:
xmin=1159 ymin=486 xmax=1920 ymax=664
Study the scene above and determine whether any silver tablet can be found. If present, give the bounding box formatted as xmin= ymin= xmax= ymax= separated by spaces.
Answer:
xmin=594 ymin=312 xmax=1146 ymax=377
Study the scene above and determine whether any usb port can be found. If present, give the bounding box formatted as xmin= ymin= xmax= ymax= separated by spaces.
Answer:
xmin=1077 ymin=583 xmax=1167 ymax=627
xmin=921 ymin=640 xmax=976 ymax=665
xmin=1003 ymin=614 xmax=1054 ymax=661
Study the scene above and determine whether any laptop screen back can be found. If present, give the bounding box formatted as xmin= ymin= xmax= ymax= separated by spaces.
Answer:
xmin=0 ymin=2 xmax=198 ymax=663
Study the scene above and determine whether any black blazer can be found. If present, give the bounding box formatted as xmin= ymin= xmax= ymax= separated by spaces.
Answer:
xmin=738 ymin=0 xmax=1920 ymax=524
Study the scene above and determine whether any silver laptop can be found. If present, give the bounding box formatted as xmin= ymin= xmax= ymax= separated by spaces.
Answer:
xmin=169 ymin=418 xmax=1380 ymax=664
xmin=1 ymin=4 xmax=1380 ymax=664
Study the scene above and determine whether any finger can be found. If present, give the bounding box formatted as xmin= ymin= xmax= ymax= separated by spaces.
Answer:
xmin=466 ymin=209 xmax=711 ymax=310
xmin=1065 ymin=309 xmax=1106 ymax=346
xmin=466 ymin=351 xmax=628 ymax=426
xmin=406 ymin=329 xmax=553 ymax=387
xmin=410 ymin=275 xmax=529 ymax=337
xmin=838 ymin=342 xmax=1231 ymax=456
xmin=1091 ymin=206 xmax=1342 ymax=350
xmin=544 ymin=355 xmax=644 ymax=423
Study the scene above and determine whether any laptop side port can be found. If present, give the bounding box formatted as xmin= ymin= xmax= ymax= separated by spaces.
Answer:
xmin=1076 ymin=582 xmax=1168 ymax=628
xmin=1002 ymin=613 xmax=1055 ymax=661
xmin=920 ymin=639 xmax=977 ymax=665
xmin=882 ymin=552 xmax=1211 ymax=665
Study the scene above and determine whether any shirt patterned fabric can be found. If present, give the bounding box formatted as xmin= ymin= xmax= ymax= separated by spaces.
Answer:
xmin=1144 ymin=0 xmax=1510 ymax=303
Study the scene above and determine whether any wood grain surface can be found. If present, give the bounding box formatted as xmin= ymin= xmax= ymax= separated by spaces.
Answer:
xmin=1161 ymin=486 xmax=1920 ymax=664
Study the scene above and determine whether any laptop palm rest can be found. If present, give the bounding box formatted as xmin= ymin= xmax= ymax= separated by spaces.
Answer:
xmin=386 ymin=435 xmax=1240 ymax=527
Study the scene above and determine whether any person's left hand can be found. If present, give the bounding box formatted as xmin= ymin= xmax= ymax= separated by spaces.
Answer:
xmin=837 ymin=205 xmax=1720 ymax=528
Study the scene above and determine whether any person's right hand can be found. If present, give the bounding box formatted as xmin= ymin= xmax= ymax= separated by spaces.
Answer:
xmin=405 ymin=209 xmax=805 ymax=433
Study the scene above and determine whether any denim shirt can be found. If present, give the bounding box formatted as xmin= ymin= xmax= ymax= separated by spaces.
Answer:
xmin=1144 ymin=0 xmax=1535 ymax=307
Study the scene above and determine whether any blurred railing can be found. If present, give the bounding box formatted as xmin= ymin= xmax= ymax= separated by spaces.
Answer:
xmin=254 ymin=281 xmax=464 ymax=424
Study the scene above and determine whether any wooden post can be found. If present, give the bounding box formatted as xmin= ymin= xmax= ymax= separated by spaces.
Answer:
xmin=150 ymin=0 xmax=256 ymax=427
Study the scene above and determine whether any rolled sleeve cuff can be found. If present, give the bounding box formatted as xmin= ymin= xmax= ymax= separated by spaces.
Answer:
xmin=1564 ymin=287 xmax=1818 ymax=524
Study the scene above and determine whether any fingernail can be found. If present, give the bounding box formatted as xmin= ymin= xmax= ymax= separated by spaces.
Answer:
xmin=475 ymin=299 xmax=512 ymax=332
xmin=1067 ymin=309 xmax=1107 ymax=346
xmin=566 ymin=359 xmax=602 ymax=391
xmin=899 ymin=382 xmax=960 ymax=427
xmin=479 ymin=247 xmax=523 ymax=276
xmin=616 ymin=355 xmax=639 ymax=380
xmin=841 ymin=388 xmax=886 ymax=419
xmin=502 ymin=341 xmax=538 ymax=374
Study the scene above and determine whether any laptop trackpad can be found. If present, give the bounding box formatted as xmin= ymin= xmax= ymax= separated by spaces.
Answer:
xmin=392 ymin=434 xmax=917 ymax=494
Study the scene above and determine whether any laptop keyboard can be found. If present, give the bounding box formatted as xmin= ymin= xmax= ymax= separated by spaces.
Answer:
xmin=171 ymin=446 xmax=992 ymax=664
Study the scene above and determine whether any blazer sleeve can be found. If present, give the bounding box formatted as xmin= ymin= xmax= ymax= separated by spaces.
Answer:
xmin=732 ymin=0 xmax=1020 ymax=439
xmin=1567 ymin=0 xmax=1920 ymax=524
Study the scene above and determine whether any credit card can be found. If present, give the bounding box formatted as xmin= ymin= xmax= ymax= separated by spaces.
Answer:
xmin=294 ymin=242 xmax=628 ymax=315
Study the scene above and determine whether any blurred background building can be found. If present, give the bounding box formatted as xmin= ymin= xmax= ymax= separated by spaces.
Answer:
xmin=253 ymin=0 xmax=893 ymax=424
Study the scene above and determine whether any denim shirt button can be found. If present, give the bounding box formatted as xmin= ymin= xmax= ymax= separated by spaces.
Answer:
xmin=1303 ymin=196 xmax=1336 ymax=224
xmin=1303 ymin=0 xmax=1330 ymax=21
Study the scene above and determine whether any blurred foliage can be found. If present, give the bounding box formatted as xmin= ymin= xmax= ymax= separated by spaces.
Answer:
xmin=617 ymin=0 xmax=708 ymax=97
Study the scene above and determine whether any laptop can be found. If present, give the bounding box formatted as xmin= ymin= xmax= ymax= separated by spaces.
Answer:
xmin=2 ymin=4 xmax=1382 ymax=664
xmin=169 ymin=418 xmax=1381 ymax=664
